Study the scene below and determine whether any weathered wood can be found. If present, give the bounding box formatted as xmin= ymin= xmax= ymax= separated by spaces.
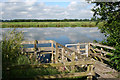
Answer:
xmin=90 ymin=53 xmax=110 ymax=61
xmin=37 ymin=40 xmax=52 ymax=44
xmin=90 ymin=43 xmax=115 ymax=50
xmin=36 ymin=71 xmax=95 ymax=79
xmin=55 ymin=43 xmax=59 ymax=63
xmin=21 ymin=41 xmax=34 ymax=44
xmin=9 ymin=60 xmax=95 ymax=70
xmin=65 ymin=43 xmax=89 ymax=47
xmin=85 ymin=44 xmax=88 ymax=57
xmin=34 ymin=40 xmax=38 ymax=60
xmin=77 ymin=44 xmax=80 ymax=53
xmin=91 ymin=48 xmax=113 ymax=55
xmin=51 ymin=41 xmax=54 ymax=63
xmin=87 ymin=64 xmax=94 ymax=80
xmin=61 ymin=48 xmax=65 ymax=62
xmin=71 ymin=52 xmax=75 ymax=72
xmin=57 ymin=43 xmax=78 ymax=53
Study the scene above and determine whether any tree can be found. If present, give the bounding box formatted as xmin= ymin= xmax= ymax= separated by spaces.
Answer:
xmin=92 ymin=2 xmax=120 ymax=71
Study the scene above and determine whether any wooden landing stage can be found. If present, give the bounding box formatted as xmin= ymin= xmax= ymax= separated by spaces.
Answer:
xmin=8 ymin=40 xmax=119 ymax=80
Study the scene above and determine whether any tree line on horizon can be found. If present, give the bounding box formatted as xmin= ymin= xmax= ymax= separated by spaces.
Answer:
xmin=1 ymin=18 xmax=96 ymax=22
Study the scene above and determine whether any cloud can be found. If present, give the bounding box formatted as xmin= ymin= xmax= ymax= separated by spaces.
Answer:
xmin=1 ymin=1 xmax=94 ymax=19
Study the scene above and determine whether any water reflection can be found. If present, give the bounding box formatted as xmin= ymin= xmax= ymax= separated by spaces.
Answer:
xmin=1 ymin=27 xmax=105 ymax=45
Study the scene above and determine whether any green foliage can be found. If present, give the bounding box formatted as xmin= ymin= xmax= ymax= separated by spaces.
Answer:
xmin=16 ymin=55 xmax=30 ymax=65
xmin=2 ymin=29 xmax=24 ymax=79
xmin=92 ymin=2 xmax=120 ymax=71
xmin=2 ymin=29 xmax=24 ymax=67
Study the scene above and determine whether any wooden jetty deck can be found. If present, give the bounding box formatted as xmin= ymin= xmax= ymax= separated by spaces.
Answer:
xmin=7 ymin=40 xmax=119 ymax=80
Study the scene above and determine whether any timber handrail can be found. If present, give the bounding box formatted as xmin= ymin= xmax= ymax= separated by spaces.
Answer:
xmin=89 ymin=43 xmax=115 ymax=50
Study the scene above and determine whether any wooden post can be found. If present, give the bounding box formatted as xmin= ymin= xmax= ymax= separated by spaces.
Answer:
xmin=99 ymin=48 xmax=103 ymax=62
xmin=87 ymin=65 xmax=92 ymax=80
xmin=85 ymin=44 xmax=89 ymax=57
xmin=88 ymin=43 xmax=91 ymax=57
xmin=51 ymin=41 xmax=54 ymax=63
xmin=87 ymin=64 xmax=94 ymax=80
xmin=77 ymin=43 xmax=80 ymax=54
xmin=34 ymin=40 xmax=38 ymax=61
xmin=61 ymin=48 xmax=65 ymax=63
xmin=55 ymin=43 xmax=59 ymax=63
xmin=71 ymin=52 xmax=75 ymax=73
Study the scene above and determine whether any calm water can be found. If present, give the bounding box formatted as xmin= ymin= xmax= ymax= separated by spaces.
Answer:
xmin=1 ymin=27 xmax=105 ymax=45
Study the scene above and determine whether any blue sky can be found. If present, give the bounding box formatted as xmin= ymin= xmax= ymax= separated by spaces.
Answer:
xmin=0 ymin=0 xmax=95 ymax=19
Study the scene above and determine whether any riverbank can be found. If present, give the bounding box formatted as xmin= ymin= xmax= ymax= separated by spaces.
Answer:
xmin=1 ymin=21 xmax=103 ymax=28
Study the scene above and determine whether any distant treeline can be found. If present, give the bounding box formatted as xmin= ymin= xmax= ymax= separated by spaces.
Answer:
xmin=1 ymin=19 xmax=96 ymax=22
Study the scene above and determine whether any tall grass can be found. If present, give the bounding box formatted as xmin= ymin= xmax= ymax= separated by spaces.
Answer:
xmin=2 ymin=22 xmax=103 ymax=28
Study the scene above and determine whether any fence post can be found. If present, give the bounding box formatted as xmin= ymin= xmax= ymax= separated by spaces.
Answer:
xmin=88 ymin=43 xmax=91 ymax=57
xmin=77 ymin=43 xmax=80 ymax=54
xmin=51 ymin=41 xmax=54 ymax=63
xmin=99 ymin=48 xmax=103 ymax=62
xmin=55 ymin=43 xmax=58 ymax=63
xmin=61 ymin=48 xmax=65 ymax=63
xmin=87 ymin=64 xmax=94 ymax=80
xmin=34 ymin=40 xmax=38 ymax=61
xmin=85 ymin=44 xmax=89 ymax=57
xmin=71 ymin=52 xmax=75 ymax=73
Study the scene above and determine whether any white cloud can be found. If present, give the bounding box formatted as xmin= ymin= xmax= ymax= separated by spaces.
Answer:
xmin=1 ymin=2 xmax=94 ymax=19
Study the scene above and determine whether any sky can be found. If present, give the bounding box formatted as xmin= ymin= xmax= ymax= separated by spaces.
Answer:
xmin=0 ymin=0 xmax=95 ymax=20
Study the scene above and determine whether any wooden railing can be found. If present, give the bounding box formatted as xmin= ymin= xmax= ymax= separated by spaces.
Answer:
xmin=8 ymin=60 xmax=95 ymax=80
xmin=89 ymin=43 xmax=115 ymax=62
xmin=65 ymin=43 xmax=89 ymax=57
xmin=8 ymin=40 xmax=95 ymax=80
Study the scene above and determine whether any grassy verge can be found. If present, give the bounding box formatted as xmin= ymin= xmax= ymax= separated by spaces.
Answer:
xmin=1 ymin=21 xmax=103 ymax=28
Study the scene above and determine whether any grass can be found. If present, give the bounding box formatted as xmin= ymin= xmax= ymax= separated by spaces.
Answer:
xmin=1 ymin=21 xmax=103 ymax=28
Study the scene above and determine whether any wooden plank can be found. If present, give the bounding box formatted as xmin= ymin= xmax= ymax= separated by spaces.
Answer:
xmin=65 ymin=43 xmax=89 ymax=47
xmin=90 ymin=43 xmax=115 ymax=50
xmin=90 ymin=53 xmax=110 ymax=61
xmin=93 ymin=48 xmax=113 ymax=55
xmin=36 ymin=71 xmax=95 ymax=79
xmin=37 ymin=40 xmax=52 ymax=44
xmin=90 ymin=47 xmax=113 ymax=55
xmin=21 ymin=41 xmax=34 ymax=44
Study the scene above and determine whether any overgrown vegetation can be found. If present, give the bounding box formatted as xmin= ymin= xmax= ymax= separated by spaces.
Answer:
xmin=92 ymin=2 xmax=120 ymax=71
xmin=1 ymin=29 xmax=60 ymax=79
